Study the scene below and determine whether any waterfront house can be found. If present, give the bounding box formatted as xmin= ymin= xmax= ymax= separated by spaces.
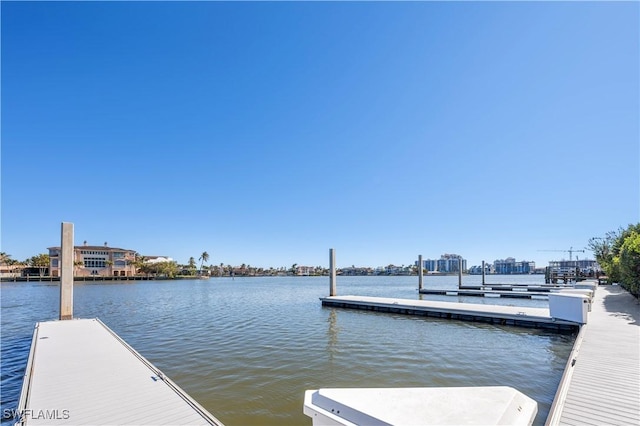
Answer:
xmin=0 ymin=264 xmax=25 ymax=278
xmin=296 ymin=265 xmax=315 ymax=276
xmin=144 ymin=256 xmax=174 ymax=264
xmin=48 ymin=243 xmax=137 ymax=277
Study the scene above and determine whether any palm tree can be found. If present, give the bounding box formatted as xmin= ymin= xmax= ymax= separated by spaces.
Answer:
xmin=199 ymin=251 xmax=209 ymax=275
xmin=105 ymin=260 xmax=114 ymax=276
xmin=29 ymin=254 xmax=50 ymax=277
xmin=133 ymin=254 xmax=147 ymax=276
xmin=0 ymin=252 xmax=18 ymax=267
xmin=188 ymin=257 xmax=197 ymax=275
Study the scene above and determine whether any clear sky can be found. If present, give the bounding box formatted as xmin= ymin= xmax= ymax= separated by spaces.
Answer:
xmin=1 ymin=1 xmax=638 ymax=269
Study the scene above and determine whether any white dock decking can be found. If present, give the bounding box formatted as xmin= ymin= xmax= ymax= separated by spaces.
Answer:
xmin=546 ymin=285 xmax=640 ymax=426
xmin=17 ymin=318 xmax=223 ymax=426
xmin=320 ymin=295 xmax=579 ymax=329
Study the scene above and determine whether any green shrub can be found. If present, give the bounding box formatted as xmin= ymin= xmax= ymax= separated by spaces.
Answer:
xmin=619 ymin=230 xmax=640 ymax=296
xmin=590 ymin=223 xmax=640 ymax=298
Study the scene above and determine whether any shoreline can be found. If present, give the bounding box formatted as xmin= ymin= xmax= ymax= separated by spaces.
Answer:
xmin=0 ymin=272 xmax=548 ymax=283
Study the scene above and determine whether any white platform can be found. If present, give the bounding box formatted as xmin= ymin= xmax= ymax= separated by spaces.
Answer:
xmin=304 ymin=387 xmax=538 ymax=425
xmin=17 ymin=318 xmax=223 ymax=425
xmin=321 ymin=295 xmax=581 ymax=328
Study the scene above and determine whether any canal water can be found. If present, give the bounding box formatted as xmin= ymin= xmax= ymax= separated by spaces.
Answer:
xmin=1 ymin=275 xmax=574 ymax=425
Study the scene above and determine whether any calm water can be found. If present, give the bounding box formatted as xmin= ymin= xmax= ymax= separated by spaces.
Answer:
xmin=1 ymin=275 xmax=574 ymax=425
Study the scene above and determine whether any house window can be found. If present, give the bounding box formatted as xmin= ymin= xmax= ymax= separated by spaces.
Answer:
xmin=83 ymin=257 xmax=106 ymax=268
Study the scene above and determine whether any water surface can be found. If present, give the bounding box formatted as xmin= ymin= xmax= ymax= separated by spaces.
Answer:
xmin=1 ymin=276 xmax=574 ymax=425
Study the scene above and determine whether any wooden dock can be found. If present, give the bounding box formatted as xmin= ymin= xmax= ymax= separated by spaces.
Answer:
xmin=546 ymin=285 xmax=640 ymax=425
xmin=320 ymin=295 xmax=579 ymax=330
xmin=16 ymin=318 xmax=223 ymax=425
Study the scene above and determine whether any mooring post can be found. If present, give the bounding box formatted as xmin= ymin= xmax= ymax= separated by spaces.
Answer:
xmin=60 ymin=222 xmax=74 ymax=320
xmin=458 ymin=257 xmax=463 ymax=289
xmin=329 ymin=248 xmax=336 ymax=296
xmin=418 ymin=254 xmax=423 ymax=290
xmin=482 ymin=260 xmax=486 ymax=286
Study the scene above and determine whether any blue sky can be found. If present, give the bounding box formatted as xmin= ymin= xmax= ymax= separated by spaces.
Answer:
xmin=2 ymin=1 xmax=638 ymax=269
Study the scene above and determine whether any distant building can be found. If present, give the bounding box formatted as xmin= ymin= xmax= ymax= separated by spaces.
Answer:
xmin=144 ymin=256 xmax=174 ymax=264
xmin=468 ymin=263 xmax=492 ymax=275
xmin=548 ymin=259 xmax=599 ymax=276
xmin=48 ymin=243 xmax=137 ymax=277
xmin=493 ymin=258 xmax=535 ymax=274
xmin=417 ymin=254 xmax=467 ymax=273
xmin=0 ymin=264 xmax=25 ymax=278
xmin=296 ymin=265 xmax=315 ymax=276
xmin=384 ymin=265 xmax=412 ymax=275
xmin=339 ymin=266 xmax=372 ymax=276
xmin=422 ymin=259 xmax=439 ymax=272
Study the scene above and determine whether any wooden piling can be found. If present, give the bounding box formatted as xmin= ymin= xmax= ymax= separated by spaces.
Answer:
xmin=329 ymin=248 xmax=336 ymax=296
xmin=458 ymin=258 xmax=462 ymax=288
xmin=418 ymin=255 xmax=423 ymax=290
xmin=60 ymin=222 xmax=74 ymax=320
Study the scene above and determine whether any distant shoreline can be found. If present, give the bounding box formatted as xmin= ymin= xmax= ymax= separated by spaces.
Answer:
xmin=0 ymin=272 xmax=545 ymax=283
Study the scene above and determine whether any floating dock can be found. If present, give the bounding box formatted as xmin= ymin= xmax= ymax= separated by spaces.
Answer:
xmin=419 ymin=288 xmax=551 ymax=299
xmin=320 ymin=295 xmax=580 ymax=330
xmin=420 ymin=283 xmax=589 ymax=299
xmin=546 ymin=284 xmax=640 ymax=425
xmin=320 ymin=278 xmax=639 ymax=425
xmin=459 ymin=284 xmax=574 ymax=292
xmin=16 ymin=318 xmax=223 ymax=425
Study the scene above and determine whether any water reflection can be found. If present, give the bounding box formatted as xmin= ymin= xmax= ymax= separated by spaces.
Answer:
xmin=326 ymin=309 xmax=339 ymax=362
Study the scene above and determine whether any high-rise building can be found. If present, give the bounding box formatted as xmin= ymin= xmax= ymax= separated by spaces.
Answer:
xmin=493 ymin=258 xmax=535 ymax=274
xmin=417 ymin=254 xmax=466 ymax=273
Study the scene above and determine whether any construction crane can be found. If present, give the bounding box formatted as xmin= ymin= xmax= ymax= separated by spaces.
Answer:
xmin=538 ymin=246 xmax=586 ymax=261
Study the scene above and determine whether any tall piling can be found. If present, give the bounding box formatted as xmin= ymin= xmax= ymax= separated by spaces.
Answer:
xmin=458 ymin=258 xmax=463 ymax=288
xmin=418 ymin=255 xmax=423 ymax=290
xmin=60 ymin=222 xmax=74 ymax=320
xmin=482 ymin=260 xmax=486 ymax=286
xmin=329 ymin=248 xmax=336 ymax=296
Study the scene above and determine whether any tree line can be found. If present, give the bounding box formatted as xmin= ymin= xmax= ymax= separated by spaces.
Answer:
xmin=0 ymin=250 xmax=329 ymax=278
xmin=588 ymin=223 xmax=640 ymax=297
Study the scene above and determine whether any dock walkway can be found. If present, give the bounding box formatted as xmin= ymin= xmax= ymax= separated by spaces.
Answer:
xmin=17 ymin=318 xmax=223 ymax=425
xmin=321 ymin=295 xmax=578 ymax=330
xmin=546 ymin=285 xmax=640 ymax=425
